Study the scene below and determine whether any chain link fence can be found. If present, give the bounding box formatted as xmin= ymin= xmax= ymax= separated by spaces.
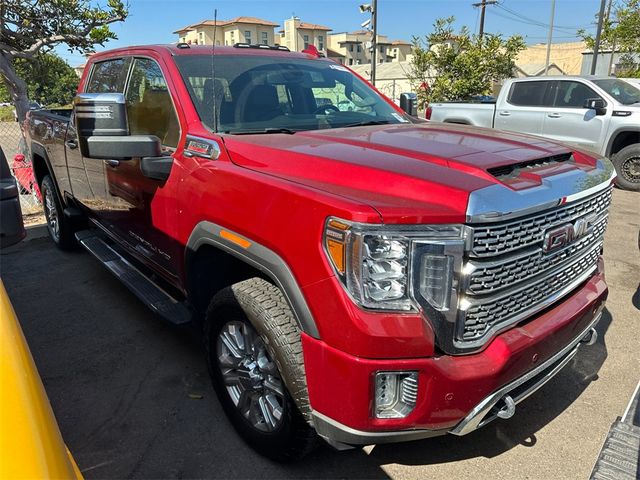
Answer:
xmin=0 ymin=120 xmax=43 ymax=216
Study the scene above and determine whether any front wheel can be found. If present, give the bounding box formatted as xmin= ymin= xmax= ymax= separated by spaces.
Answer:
xmin=41 ymin=175 xmax=75 ymax=249
xmin=204 ymin=278 xmax=317 ymax=462
xmin=612 ymin=144 xmax=640 ymax=191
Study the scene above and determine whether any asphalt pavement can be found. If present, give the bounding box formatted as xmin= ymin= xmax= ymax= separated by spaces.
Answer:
xmin=1 ymin=188 xmax=639 ymax=480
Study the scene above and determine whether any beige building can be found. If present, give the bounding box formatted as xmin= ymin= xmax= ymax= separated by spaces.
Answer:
xmin=174 ymin=16 xmax=279 ymax=46
xmin=279 ymin=17 xmax=332 ymax=53
xmin=516 ymin=41 xmax=586 ymax=76
xmin=389 ymin=40 xmax=413 ymax=63
xmin=326 ymin=31 xmax=407 ymax=66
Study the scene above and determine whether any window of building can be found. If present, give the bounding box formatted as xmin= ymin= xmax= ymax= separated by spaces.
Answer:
xmin=199 ymin=32 xmax=204 ymax=44
xmin=318 ymin=35 xmax=324 ymax=50
xmin=380 ymin=46 xmax=384 ymax=53
xmin=349 ymin=44 xmax=354 ymax=52
xmin=356 ymin=59 xmax=361 ymax=65
xmin=86 ymin=58 xmax=131 ymax=93
xmin=349 ymin=58 xmax=353 ymax=65
xmin=357 ymin=44 xmax=361 ymax=53
xmin=125 ymin=58 xmax=180 ymax=148
xmin=230 ymin=31 xmax=235 ymax=44
xmin=261 ymin=31 xmax=269 ymax=45
xmin=303 ymin=35 xmax=309 ymax=49
xmin=245 ymin=30 xmax=252 ymax=44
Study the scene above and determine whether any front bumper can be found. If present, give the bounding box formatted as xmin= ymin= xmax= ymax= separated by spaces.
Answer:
xmin=303 ymin=269 xmax=607 ymax=446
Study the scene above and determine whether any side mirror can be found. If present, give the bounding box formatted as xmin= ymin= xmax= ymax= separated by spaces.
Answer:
xmin=74 ymin=93 xmax=161 ymax=159
xmin=399 ymin=92 xmax=418 ymax=117
xmin=583 ymin=97 xmax=607 ymax=116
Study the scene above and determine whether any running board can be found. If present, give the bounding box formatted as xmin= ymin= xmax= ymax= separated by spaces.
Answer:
xmin=75 ymin=230 xmax=191 ymax=326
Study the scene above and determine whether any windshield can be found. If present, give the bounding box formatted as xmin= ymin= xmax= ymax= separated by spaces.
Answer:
xmin=592 ymin=79 xmax=640 ymax=105
xmin=174 ymin=54 xmax=408 ymax=133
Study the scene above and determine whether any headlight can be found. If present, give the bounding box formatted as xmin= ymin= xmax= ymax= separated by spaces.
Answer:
xmin=324 ymin=218 xmax=464 ymax=312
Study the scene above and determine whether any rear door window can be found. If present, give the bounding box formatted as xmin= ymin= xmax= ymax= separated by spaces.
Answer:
xmin=507 ymin=81 xmax=552 ymax=107
xmin=86 ymin=58 xmax=131 ymax=93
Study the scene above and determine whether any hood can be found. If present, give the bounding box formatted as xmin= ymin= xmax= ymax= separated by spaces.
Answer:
xmin=222 ymin=123 xmax=603 ymax=224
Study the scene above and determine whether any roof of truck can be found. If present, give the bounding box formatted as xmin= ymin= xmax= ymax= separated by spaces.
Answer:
xmin=89 ymin=44 xmax=322 ymax=62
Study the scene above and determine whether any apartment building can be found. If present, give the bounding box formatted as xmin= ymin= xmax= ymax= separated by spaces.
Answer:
xmin=326 ymin=31 xmax=411 ymax=65
xmin=174 ymin=16 xmax=279 ymax=46
xmin=278 ymin=17 xmax=332 ymax=53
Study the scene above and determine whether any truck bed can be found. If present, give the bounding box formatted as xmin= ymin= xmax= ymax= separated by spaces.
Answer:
xmin=429 ymin=101 xmax=496 ymax=127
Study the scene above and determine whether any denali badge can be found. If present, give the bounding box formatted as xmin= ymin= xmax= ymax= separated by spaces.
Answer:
xmin=542 ymin=214 xmax=597 ymax=253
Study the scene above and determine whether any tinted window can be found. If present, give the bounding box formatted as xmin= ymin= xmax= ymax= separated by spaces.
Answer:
xmin=86 ymin=58 xmax=130 ymax=93
xmin=553 ymin=81 xmax=602 ymax=108
xmin=125 ymin=58 xmax=180 ymax=148
xmin=507 ymin=81 xmax=551 ymax=107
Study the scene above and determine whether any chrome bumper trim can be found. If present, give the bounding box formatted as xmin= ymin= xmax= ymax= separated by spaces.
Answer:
xmin=450 ymin=306 xmax=604 ymax=436
xmin=311 ymin=411 xmax=446 ymax=448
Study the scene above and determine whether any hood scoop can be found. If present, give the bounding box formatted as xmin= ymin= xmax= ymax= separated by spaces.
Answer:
xmin=487 ymin=153 xmax=573 ymax=180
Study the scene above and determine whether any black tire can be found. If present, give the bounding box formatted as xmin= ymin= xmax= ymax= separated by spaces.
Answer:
xmin=41 ymin=175 xmax=76 ymax=249
xmin=612 ymin=144 xmax=640 ymax=191
xmin=204 ymin=278 xmax=318 ymax=462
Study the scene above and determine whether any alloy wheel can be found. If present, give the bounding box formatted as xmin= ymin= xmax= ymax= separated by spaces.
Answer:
xmin=621 ymin=156 xmax=640 ymax=184
xmin=216 ymin=320 xmax=286 ymax=432
xmin=44 ymin=183 xmax=60 ymax=241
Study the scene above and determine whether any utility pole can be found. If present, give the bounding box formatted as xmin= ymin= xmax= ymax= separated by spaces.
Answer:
xmin=371 ymin=0 xmax=378 ymax=86
xmin=591 ymin=0 xmax=608 ymax=75
xmin=473 ymin=0 xmax=497 ymax=38
xmin=544 ymin=0 xmax=556 ymax=75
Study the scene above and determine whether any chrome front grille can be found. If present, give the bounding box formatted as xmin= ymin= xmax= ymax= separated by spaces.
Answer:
xmin=470 ymin=187 xmax=612 ymax=258
xmin=458 ymin=185 xmax=612 ymax=347
xmin=467 ymin=216 xmax=608 ymax=295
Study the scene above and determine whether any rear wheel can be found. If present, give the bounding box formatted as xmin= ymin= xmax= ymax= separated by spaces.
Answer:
xmin=41 ymin=175 xmax=75 ymax=249
xmin=204 ymin=278 xmax=317 ymax=462
xmin=612 ymin=144 xmax=640 ymax=191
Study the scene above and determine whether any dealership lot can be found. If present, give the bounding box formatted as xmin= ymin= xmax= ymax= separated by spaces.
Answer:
xmin=1 ymin=188 xmax=639 ymax=480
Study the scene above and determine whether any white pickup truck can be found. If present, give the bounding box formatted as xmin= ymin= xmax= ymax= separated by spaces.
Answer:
xmin=428 ymin=76 xmax=640 ymax=190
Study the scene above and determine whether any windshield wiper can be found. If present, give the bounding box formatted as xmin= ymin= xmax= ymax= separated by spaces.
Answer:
xmin=341 ymin=120 xmax=392 ymax=128
xmin=228 ymin=127 xmax=297 ymax=135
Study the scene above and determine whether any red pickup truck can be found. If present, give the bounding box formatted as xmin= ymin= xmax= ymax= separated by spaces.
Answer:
xmin=26 ymin=43 xmax=613 ymax=461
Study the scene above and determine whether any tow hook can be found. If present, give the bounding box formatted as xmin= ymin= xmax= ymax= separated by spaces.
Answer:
xmin=580 ymin=327 xmax=598 ymax=346
xmin=496 ymin=394 xmax=516 ymax=419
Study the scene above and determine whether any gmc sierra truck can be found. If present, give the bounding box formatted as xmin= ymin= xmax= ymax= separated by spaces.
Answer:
xmin=428 ymin=76 xmax=640 ymax=191
xmin=26 ymin=43 xmax=613 ymax=461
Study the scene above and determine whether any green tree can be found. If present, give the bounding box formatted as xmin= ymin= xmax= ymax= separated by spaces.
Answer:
xmin=408 ymin=16 xmax=525 ymax=108
xmin=0 ymin=53 xmax=79 ymax=107
xmin=578 ymin=0 xmax=640 ymax=77
xmin=0 ymin=0 xmax=127 ymax=122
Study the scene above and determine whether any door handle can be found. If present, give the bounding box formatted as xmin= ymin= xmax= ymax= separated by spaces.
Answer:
xmin=106 ymin=159 xmax=120 ymax=168
xmin=498 ymin=111 xmax=511 ymax=116
xmin=65 ymin=140 xmax=78 ymax=149
xmin=547 ymin=113 xmax=562 ymax=118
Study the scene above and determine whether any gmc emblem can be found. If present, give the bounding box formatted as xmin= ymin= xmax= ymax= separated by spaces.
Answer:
xmin=542 ymin=214 xmax=597 ymax=253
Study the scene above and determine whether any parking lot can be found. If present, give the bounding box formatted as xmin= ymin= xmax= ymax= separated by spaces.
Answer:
xmin=1 ymin=188 xmax=639 ymax=480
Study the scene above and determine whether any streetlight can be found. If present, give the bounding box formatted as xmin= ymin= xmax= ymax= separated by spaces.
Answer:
xmin=359 ymin=2 xmax=378 ymax=85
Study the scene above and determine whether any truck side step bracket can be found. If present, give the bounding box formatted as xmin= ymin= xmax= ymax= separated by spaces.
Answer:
xmin=75 ymin=230 xmax=191 ymax=326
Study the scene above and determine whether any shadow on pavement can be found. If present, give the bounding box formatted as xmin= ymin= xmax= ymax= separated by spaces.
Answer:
xmin=0 ymin=236 xmax=613 ymax=478
xmin=632 ymin=284 xmax=640 ymax=311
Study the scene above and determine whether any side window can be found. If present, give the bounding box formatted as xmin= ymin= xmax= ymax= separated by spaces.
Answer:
xmin=507 ymin=81 xmax=551 ymax=107
xmin=553 ymin=81 xmax=602 ymax=108
xmin=86 ymin=58 xmax=131 ymax=93
xmin=125 ymin=58 xmax=180 ymax=148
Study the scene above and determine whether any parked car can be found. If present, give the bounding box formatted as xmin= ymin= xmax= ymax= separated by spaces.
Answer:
xmin=428 ymin=76 xmax=640 ymax=190
xmin=26 ymin=44 xmax=612 ymax=461
xmin=0 ymin=147 xmax=25 ymax=247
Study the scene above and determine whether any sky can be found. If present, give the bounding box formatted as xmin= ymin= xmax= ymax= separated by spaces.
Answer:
xmin=55 ymin=0 xmax=605 ymax=67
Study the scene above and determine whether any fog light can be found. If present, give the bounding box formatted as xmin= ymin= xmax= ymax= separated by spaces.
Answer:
xmin=374 ymin=371 xmax=419 ymax=419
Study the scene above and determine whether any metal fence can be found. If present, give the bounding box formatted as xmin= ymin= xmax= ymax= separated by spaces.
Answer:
xmin=0 ymin=120 xmax=42 ymax=215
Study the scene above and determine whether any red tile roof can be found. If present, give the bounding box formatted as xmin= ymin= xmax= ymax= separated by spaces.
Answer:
xmin=298 ymin=22 xmax=332 ymax=31
xmin=174 ymin=16 xmax=278 ymax=34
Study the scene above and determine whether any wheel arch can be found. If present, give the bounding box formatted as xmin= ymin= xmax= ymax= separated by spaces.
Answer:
xmin=185 ymin=221 xmax=320 ymax=338
xmin=606 ymin=128 xmax=640 ymax=157
xmin=30 ymin=142 xmax=65 ymax=206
